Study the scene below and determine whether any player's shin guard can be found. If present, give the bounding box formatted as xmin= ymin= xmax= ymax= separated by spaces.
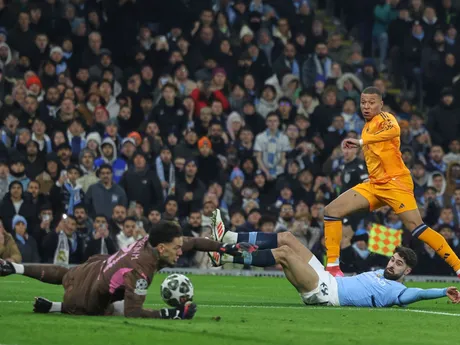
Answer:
xmin=324 ymin=216 xmax=343 ymax=266
xmin=232 ymin=249 xmax=276 ymax=267
xmin=236 ymin=232 xmax=278 ymax=249
xmin=413 ymin=224 xmax=460 ymax=274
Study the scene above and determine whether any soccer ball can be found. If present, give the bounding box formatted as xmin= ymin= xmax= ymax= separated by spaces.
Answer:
xmin=160 ymin=274 xmax=194 ymax=307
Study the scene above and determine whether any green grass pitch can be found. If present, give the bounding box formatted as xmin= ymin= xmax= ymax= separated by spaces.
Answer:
xmin=0 ymin=274 xmax=459 ymax=345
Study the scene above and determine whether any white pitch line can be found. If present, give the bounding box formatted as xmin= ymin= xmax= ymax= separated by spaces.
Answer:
xmin=1 ymin=300 xmax=459 ymax=317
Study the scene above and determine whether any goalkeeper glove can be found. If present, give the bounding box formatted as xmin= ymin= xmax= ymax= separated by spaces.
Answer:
xmin=160 ymin=301 xmax=197 ymax=320
xmin=218 ymin=242 xmax=258 ymax=256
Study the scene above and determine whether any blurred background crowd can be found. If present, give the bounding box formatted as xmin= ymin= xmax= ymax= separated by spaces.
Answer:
xmin=0 ymin=0 xmax=459 ymax=275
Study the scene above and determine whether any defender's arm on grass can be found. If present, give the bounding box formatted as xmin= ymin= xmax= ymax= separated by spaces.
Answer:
xmin=397 ymin=287 xmax=460 ymax=306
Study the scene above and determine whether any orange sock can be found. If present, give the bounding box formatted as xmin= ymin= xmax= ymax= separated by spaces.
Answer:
xmin=324 ymin=216 xmax=342 ymax=266
xmin=417 ymin=226 xmax=460 ymax=273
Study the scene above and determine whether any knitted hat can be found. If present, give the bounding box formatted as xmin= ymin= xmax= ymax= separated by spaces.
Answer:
xmin=230 ymin=168 xmax=245 ymax=182
xmin=12 ymin=215 xmax=27 ymax=230
xmin=127 ymin=132 xmax=142 ymax=146
xmin=26 ymin=76 xmax=42 ymax=89
xmin=198 ymin=136 xmax=212 ymax=149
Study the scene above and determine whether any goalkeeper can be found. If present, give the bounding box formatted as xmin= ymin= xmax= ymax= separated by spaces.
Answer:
xmin=0 ymin=220 xmax=256 ymax=319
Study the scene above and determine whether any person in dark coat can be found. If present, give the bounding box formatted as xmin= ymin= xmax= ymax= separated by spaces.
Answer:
xmin=0 ymin=181 xmax=37 ymax=235
xmin=12 ymin=214 xmax=40 ymax=263
xmin=340 ymin=229 xmax=389 ymax=274
xmin=175 ymin=159 xmax=206 ymax=219
xmin=426 ymin=88 xmax=460 ymax=151
xmin=41 ymin=215 xmax=85 ymax=264
xmin=119 ymin=151 xmax=163 ymax=214
xmin=149 ymin=83 xmax=188 ymax=142
xmin=196 ymin=136 xmax=220 ymax=187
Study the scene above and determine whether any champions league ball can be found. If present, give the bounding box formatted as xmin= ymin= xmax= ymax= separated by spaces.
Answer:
xmin=160 ymin=274 xmax=194 ymax=307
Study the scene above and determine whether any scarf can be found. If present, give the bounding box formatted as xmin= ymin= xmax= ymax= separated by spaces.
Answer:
xmin=64 ymin=182 xmax=82 ymax=215
xmin=15 ymin=233 xmax=26 ymax=245
xmin=1 ymin=128 xmax=15 ymax=148
xmin=266 ymin=130 xmax=280 ymax=176
xmin=287 ymin=58 xmax=300 ymax=78
xmin=352 ymin=243 xmax=370 ymax=260
xmin=68 ymin=231 xmax=78 ymax=253
xmin=313 ymin=55 xmax=332 ymax=79
xmin=413 ymin=32 xmax=425 ymax=41
xmin=445 ymin=36 xmax=456 ymax=46
xmin=155 ymin=156 xmax=175 ymax=199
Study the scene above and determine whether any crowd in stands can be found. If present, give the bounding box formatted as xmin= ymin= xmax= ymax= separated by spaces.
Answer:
xmin=0 ymin=0 xmax=459 ymax=276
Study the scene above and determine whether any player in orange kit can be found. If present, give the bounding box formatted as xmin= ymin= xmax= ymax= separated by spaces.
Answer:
xmin=324 ymin=87 xmax=460 ymax=278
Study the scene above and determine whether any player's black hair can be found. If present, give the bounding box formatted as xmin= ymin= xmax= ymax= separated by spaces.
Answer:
xmin=362 ymin=87 xmax=382 ymax=98
xmin=394 ymin=246 xmax=417 ymax=268
xmin=149 ymin=220 xmax=183 ymax=247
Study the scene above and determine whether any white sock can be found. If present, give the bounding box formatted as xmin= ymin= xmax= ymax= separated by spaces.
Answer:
xmin=111 ymin=301 xmax=125 ymax=316
xmin=326 ymin=260 xmax=340 ymax=267
xmin=11 ymin=263 xmax=24 ymax=274
xmin=223 ymin=231 xmax=238 ymax=244
xmin=456 ymin=269 xmax=460 ymax=276
xmin=50 ymin=302 xmax=62 ymax=313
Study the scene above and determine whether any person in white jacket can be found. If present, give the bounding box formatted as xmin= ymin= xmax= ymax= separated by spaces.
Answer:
xmin=116 ymin=217 xmax=137 ymax=250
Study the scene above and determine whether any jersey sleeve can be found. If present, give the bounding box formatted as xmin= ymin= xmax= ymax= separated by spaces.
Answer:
xmin=362 ymin=113 xmax=400 ymax=145
xmin=396 ymin=288 xmax=447 ymax=306
xmin=123 ymin=269 xmax=160 ymax=318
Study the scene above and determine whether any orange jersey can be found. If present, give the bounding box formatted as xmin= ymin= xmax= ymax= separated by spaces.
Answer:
xmin=361 ymin=112 xmax=410 ymax=184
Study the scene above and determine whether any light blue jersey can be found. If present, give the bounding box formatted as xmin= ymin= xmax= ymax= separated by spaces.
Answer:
xmin=336 ymin=269 xmax=406 ymax=307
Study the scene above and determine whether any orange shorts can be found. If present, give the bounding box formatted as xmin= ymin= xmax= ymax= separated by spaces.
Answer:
xmin=351 ymin=174 xmax=418 ymax=214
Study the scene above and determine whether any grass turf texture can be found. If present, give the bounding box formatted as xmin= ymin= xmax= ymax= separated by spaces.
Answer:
xmin=0 ymin=275 xmax=458 ymax=345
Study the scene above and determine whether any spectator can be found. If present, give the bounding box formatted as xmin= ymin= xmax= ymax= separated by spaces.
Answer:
xmin=85 ymin=164 xmax=128 ymax=219
xmin=94 ymin=138 xmax=127 ymax=184
xmin=0 ymin=160 xmax=8 ymax=200
xmin=155 ymin=146 xmax=175 ymax=199
xmin=340 ymin=228 xmax=389 ymax=274
xmin=0 ymin=180 xmax=37 ymax=234
xmin=0 ymin=217 xmax=21 ymax=263
xmin=50 ymin=164 xmax=84 ymax=217
xmin=35 ymin=153 xmax=60 ymax=195
xmin=426 ymin=145 xmax=447 ymax=173
xmin=237 ymin=208 xmax=261 ymax=232
xmin=12 ymin=214 xmax=40 ymax=263
xmin=116 ymin=217 xmax=137 ymax=250
xmin=302 ymin=42 xmax=332 ymax=89
xmin=427 ymin=88 xmax=459 ymax=151
xmin=120 ymin=150 xmax=163 ymax=212
xmin=7 ymin=156 xmax=30 ymax=191
xmin=176 ymin=159 xmax=206 ymax=218
xmin=84 ymin=214 xmax=117 ymax=260
xmin=42 ymin=215 xmax=83 ymax=264
xmin=196 ymin=136 xmax=220 ymax=187
xmin=150 ymin=83 xmax=188 ymax=141
xmin=254 ymin=113 xmax=290 ymax=180
xmin=77 ymin=149 xmax=99 ymax=193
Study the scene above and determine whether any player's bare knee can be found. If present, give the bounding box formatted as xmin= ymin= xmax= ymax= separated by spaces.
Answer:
xmin=277 ymin=231 xmax=296 ymax=247
xmin=275 ymin=245 xmax=294 ymax=265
